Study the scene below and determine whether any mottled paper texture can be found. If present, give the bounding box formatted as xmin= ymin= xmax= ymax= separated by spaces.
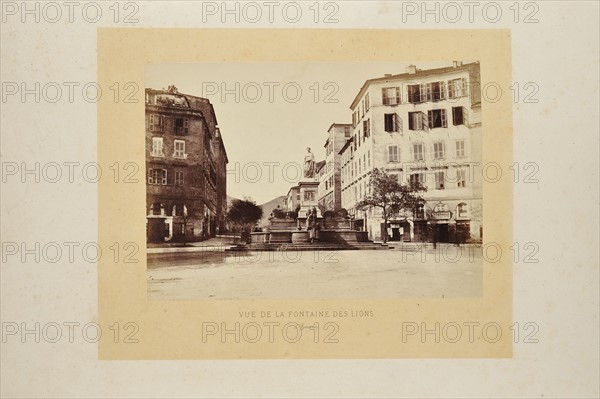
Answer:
xmin=98 ymin=29 xmax=512 ymax=359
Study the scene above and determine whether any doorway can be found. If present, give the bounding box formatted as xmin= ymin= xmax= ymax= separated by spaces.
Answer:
xmin=433 ymin=224 xmax=450 ymax=243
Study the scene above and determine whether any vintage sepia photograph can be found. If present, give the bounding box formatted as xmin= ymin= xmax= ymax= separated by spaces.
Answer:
xmin=4 ymin=0 xmax=599 ymax=393
xmin=145 ymin=61 xmax=483 ymax=301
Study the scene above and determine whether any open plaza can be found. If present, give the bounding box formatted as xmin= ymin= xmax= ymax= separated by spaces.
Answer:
xmin=148 ymin=244 xmax=482 ymax=300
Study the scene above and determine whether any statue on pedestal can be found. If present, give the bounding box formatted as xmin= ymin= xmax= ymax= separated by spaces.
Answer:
xmin=303 ymin=147 xmax=315 ymax=179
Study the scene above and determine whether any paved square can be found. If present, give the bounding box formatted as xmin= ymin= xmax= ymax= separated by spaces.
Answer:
xmin=147 ymin=245 xmax=482 ymax=300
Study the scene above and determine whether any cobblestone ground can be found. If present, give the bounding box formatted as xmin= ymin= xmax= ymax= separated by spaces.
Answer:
xmin=148 ymin=244 xmax=482 ymax=300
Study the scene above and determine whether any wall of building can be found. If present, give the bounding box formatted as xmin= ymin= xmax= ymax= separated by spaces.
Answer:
xmin=145 ymin=87 xmax=228 ymax=242
xmin=318 ymin=124 xmax=351 ymax=211
xmin=285 ymin=186 xmax=301 ymax=212
xmin=340 ymin=63 xmax=483 ymax=242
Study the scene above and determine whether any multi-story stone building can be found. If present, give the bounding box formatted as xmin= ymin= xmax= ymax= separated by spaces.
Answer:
xmin=340 ymin=62 xmax=482 ymax=243
xmin=284 ymin=185 xmax=301 ymax=212
xmin=317 ymin=123 xmax=352 ymax=211
xmin=145 ymin=85 xmax=228 ymax=243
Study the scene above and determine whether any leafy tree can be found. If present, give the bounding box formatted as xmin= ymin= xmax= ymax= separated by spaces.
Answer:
xmin=355 ymin=168 xmax=426 ymax=243
xmin=226 ymin=198 xmax=263 ymax=243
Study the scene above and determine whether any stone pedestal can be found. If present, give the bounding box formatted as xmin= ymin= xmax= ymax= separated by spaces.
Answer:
xmin=297 ymin=181 xmax=321 ymax=218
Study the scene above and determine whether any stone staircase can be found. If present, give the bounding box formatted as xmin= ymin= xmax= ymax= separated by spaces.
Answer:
xmin=226 ymin=241 xmax=391 ymax=251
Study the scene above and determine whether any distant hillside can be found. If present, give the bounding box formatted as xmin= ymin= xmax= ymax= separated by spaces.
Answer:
xmin=225 ymin=195 xmax=286 ymax=227
xmin=258 ymin=195 xmax=287 ymax=227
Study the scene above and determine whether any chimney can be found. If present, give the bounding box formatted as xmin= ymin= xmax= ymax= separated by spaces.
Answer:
xmin=453 ymin=61 xmax=463 ymax=68
xmin=406 ymin=64 xmax=417 ymax=74
xmin=384 ymin=74 xmax=392 ymax=77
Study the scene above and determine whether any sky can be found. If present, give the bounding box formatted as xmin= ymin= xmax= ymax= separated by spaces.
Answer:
xmin=146 ymin=61 xmax=454 ymax=204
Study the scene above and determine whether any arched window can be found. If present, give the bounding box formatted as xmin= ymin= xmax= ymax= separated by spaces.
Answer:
xmin=433 ymin=201 xmax=449 ymax=213
xmin=456 ymin=202 xmax=469 ymax=219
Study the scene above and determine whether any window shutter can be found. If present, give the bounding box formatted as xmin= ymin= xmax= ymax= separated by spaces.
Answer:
xmin=440 ymin=81 xmax=446 ymax=100
xmin=396 ymin=114 xmax=403 ymax=132
xmin=463 ymin=107 xmax=469 ymax=127
xmin=382 ymin=88 xmax=388 ymax=105
xmin=149 ymin=115 xmax=156 ymax=131
xmin=422 ymin=112 xmax=429 ymax=131
xmin=395 ymin=87 xmax=401 ymax=104
xmin=148 ymin=169 xmax=153 ymax=184
xmin=163 ymin=117 xmax=170 ymax=133
xmin=471 ymin=81 xmax=481 ymax=104
xmin=183 ymin=119 xmax=189 ymax=134
xmin=441 ymin=109 xmax=447 ymax=128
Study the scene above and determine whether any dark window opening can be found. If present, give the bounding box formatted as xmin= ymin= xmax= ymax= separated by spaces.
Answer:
xmin=384 ymin=114 xmax=397 ymax=132
xmin=175 ymin=118 xmax=188 ymax=135
xmin=408 ymin=85 xmax=421 ymax=103
xmin=431 ymin=82 xmax=444 ymax=101
xmin=452 ymin=107 xmax=464 ymax=125
xmin=428 ymin=109 xmax=447 ymax=129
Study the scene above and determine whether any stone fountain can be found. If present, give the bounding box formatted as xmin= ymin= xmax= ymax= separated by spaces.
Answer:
xmin=242 ymin=147 xmax=382 ymax=250
xmin=249 ymin=182 xmax=369 ymax=247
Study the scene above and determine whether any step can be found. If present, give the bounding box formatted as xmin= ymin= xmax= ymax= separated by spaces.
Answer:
xmin=226 ymin=242 xmax=390 ymax=251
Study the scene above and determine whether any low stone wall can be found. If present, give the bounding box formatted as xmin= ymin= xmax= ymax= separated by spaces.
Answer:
xmin=269 ymin=219 xmax=297 ymax=230
xmin=249 ymin=232 xmax=269 ymax=244
xmin=264 ymin=217 xmax=366 ymax=244
xmin=291 ymin=231 xmax=309 ymax=244
xmin=319 ymin=230 xmax=368 ymax=243
xmin=268 ymin=231 xmax=292 ymax=243
xmin=322 ymin=218 xmax=352 ymax=230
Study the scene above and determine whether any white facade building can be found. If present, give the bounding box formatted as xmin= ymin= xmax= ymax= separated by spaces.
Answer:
xmin=318 ymin=123 xmax=352 ymax=211
xmin=340 ymin=62 xmax=483 ymax=242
